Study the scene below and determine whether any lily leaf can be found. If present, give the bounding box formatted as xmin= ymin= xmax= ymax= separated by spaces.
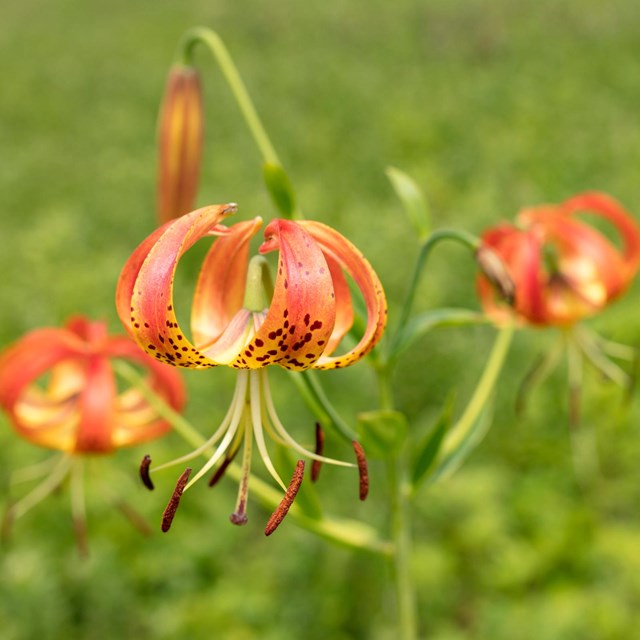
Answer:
xmin=392 ymin=308 xmax=488 ymax=361
xmin=430 ymin=396 xmax=494 ymax=484
xmin=386 ymin=166 xmax=430 ymax=242
xmin=263 ymin=161 xmax=296 ymax=218
xmin=410 ymin=395 xmax=454 ymax=488
xmin=356 ymin=410 xmax=409 ymax=460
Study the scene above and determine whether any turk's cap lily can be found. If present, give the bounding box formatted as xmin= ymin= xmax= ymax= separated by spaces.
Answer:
xmin=116 ymin=204 xmax=385 ymax=532
xmin=477 ymin=192 xmax=640 ymax=326
xmin=157 ymin=65 xmax=204 ymax=224
xmin=0 ymin=316 xmax=185 ymax=454
xmin=116 ymin=203 xmax=387 ymax=371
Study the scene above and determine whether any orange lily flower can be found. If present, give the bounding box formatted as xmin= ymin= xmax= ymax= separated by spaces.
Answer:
xmin=0 ymin=316 xmax=185 ymax=453
xmin=116 ymin=203 xmax=387 ymax=532
xmin=477 ymin=192 xmax=640 ymax=326
xmin=0 ymin=316 xmax=185 ymax=552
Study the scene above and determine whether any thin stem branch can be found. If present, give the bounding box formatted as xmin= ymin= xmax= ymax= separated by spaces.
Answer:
xmin=391 ymin=229 xmax=480 ymax=358
xmin=178 ymin=27 xmax=280 ymax=166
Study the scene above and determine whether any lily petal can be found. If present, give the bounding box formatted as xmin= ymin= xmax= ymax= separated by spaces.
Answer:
xmin=117 ymin=204 xmax=237 ymax=368
xmin=297 ymin=221 xmax=387 ymax=369
xmin=241 ymin=219 xmax=336 ymax=371
xmin=561 ymin=191 xmax=640 ymax=295
xmin=75 ymin=355 xmax=116 ymax=453
xmin=191 ymin=218 xmax=263 ymax=347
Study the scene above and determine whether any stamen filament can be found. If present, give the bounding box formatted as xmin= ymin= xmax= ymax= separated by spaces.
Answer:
xmin=152 ymin=370 xmax=247 ymax=473
xmin=265 ymin=460 xmax=305 ymax=536
xmin=230 ymin=414 xmax=253 ymax=525
xmin=9 ymin=454 xmax=62 ymax=486
xmin=184 ymin=371 xmax=249 ymax=488
xmin=261 ymin=370 xmax=355 ymax=468
xmin=6 ymin=454 xmax=72 ymax=522
xmin=70 ymin=458 xmax=89 ymax=557
xmin=251 ymin=370 xmax=286 ymax=490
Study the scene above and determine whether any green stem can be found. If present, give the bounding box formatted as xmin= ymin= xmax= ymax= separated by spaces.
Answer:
xmin=112 ymin=360 xmax=390 ymax=555
xmin=441 ymin=323 xmax=514 ymax=458
xmin=178 ymin=27 xmax=281 ymax=166
xmin=387 ymin=457 xmax=418 ymax=640
xmin=391 ymin=229 xmax=480 ymax=358
xmin=377 ymin=347 xmax=417 ymax=639
xmin=298 ymin=370 xmax=358 ymax=441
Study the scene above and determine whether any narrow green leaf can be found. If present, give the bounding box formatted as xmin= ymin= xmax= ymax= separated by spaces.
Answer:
xmin=356 ymin=410 xmax=409 ymax=460
xmin=430 ymin=397 xmax=494 ymax=483
xmin=386 ymin=166 xmax=430 ymax=241
xmin=410 ymin=396 xmax=454 ymax=488
xmin=263 ymin=161 xmax=296 ymax=218
xmin=392 ymin=308 xmax=488 ymax=362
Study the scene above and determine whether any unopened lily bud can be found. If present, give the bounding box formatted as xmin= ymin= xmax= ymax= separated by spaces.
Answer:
xmin=157 ymin=65 xmax=204 ymax=224
xmin=475 ymin=245 xmax=515 ymax=305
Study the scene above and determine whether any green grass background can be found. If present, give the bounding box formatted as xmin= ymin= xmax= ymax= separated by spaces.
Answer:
xmin=2 ymin=0 xmax=640 ymax=638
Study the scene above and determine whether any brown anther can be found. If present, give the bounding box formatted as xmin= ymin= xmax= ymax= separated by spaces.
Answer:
xmin=139 ymin=454 xmax=154 ymax=490
xmin=265 ymin=460 xmax=305 ymax=536
xmin=352 ymin=441 xmax=369 ymax=501
xmin=311 ymin=422 xmax=325 ymax=482
xmin=114 ymin=500 xmax=153 ymax=537
xmin=475 ymin=246 xmax=516 ymax=305
xmin=208 ymin=455 xmax=234 ymax=487
xmin=161 ymin=467 xmax=191 ymax=532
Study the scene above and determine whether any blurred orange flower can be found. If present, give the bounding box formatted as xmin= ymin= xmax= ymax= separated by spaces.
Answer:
xmin=477 ymin=192 xmax=640 ymax=326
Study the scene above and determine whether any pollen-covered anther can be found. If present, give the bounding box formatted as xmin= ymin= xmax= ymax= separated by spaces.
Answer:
xmin=475 ymin=246 xmax=516 ymax=305
xmin=208 ymin=456 xmax=235 ymax=487
xmin=265 ymin=460 xmax=305 ymax=536
xmin=311 ymin=422 xmax=325 ymax=482
xmin=161 ymin=467 xmax=192 ymax=532
xmin=140 ymin=454 xmax=154 ymax=491
xmin=352 ymin=441 xmax=369 ymax=501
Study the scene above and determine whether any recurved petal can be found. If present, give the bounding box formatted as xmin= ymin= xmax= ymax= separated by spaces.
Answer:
xmin=233 ymin=219 xmax=336 ymax=370
xmin=0 ymin=328 xmax=86 ymax=412
xmin=104 ymin=335 xmax=186 ymax=413
xmin=74 ymin=355 xmax=116 ymax=453
xmin=319 ymin=252 xmax=354 ymax=358
xmin=116 ymin=204 xmax=237 ymax=369
xmin=191 ymin=218 xmax=262 ymax=347
xmin=561 ymin=191 xmax=640 ymax=291
xmin=479 ymin=224 xmax=547 ymax=324
xmin=297 ymin=221 xmax=387 ymax=370
xmin=12 ymin=390 xmax=80 ymax=451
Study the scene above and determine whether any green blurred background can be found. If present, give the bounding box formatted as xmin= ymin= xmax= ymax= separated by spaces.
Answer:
xmin=2 ymin=0 xmax=640 ymax=638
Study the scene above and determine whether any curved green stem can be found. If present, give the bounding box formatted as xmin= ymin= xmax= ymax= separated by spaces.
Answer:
xmin=112 ymin=360 xmax=389 ymax=555
xmin=391 ymin=229 xmax=480 ymax=359
xmin=178 ymin=26 xmax=281 ymax=166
